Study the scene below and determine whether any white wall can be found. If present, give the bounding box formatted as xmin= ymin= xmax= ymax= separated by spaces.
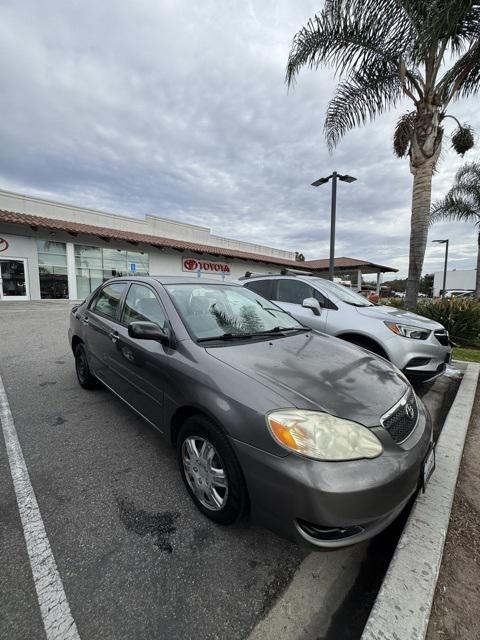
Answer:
xmin=0 ymin=224 xmax=284 ymax=300
xmin=433 ymin=269 xmax=476 ymax=296
xmin=0 ymin=232 xmax=40 ymax=300
xmin=0 ymin=188 xmax=295 ymax=261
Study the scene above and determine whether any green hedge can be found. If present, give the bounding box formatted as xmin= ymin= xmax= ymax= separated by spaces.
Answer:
xmin=415 ymin=298 xmax=480 ymax=346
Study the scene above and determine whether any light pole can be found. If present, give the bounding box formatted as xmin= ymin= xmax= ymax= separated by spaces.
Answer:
xmin=432 ymin=239 xmax=449 ymax=297
xmin=311 ymin=171 xmax=357 ymax=280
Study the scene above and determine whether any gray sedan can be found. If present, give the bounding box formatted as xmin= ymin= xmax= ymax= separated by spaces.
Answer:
xmin=69 ymin=276 xmax=434 ymax=549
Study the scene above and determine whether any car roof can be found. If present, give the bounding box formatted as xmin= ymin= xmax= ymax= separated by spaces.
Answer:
xmin=105 ymin=275 xmax=241 ymax=286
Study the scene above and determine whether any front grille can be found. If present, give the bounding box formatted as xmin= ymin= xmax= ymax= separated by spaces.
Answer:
xmin=381 ymin=389 xmax=418 ymax=444
xmin=434 ymin=329 xmax=450 ymax=346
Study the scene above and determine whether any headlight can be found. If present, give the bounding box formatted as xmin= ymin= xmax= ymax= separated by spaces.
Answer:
xmin=384 ymin=321 xmax=430 ymax=340
xmin=266 ymin=410 xmax=383 ymax=461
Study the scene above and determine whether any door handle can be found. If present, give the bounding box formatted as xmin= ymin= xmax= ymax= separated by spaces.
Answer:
xmin=109 ymin=331 xmax=119 ymax=343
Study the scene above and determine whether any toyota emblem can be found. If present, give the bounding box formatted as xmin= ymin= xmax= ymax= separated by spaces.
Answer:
xmin=0 ymin=237 xmax=8 ymax=253
xmin=184 ymin=258 xmax=198 ymax=271
xmin=405 ymin=403 xmax=415 ymax=419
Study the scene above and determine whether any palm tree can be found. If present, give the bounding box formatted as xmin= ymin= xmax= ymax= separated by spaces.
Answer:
xmin=431 ymin=160 xmax=480 ymax=297
xmin=286 ymin=0 xmax=479 ymax=308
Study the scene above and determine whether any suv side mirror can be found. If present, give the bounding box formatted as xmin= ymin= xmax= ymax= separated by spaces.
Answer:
xmin=302 ymin=297 xmax=322 ymax=316
xmin=128 ymin=321 xmax=171 ymax=344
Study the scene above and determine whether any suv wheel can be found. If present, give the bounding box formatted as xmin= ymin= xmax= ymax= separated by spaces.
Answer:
xmin=177 ymin=415 xmax=247 ymax=524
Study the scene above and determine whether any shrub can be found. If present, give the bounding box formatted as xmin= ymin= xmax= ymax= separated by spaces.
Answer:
xmin=414 ymin=298 xmax=480 ymax=346
xmin=384 ymin=297 xmax=406 ymax=309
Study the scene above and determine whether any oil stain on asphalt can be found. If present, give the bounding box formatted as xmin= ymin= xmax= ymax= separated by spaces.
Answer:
xmin=118 ymin=498 xmax=180 ymax=553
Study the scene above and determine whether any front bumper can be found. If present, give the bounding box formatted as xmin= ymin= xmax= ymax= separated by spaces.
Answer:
xmin=232 ymin=399 xmax=432 ymax=549
xmin=383 ymin=334 xmax=452 ymax=383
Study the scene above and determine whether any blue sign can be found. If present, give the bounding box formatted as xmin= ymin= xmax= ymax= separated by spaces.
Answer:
xmin=130 ymin=263 xmax=136 ymax=273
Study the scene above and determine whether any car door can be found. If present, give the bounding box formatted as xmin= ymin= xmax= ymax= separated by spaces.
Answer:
xmin=84 ymin=281 xmax=128 ymax=390
xmin=109 ymin=282 xmax=170 ymax=431
xmin=272 ymin=279 xmax=329 ymax=331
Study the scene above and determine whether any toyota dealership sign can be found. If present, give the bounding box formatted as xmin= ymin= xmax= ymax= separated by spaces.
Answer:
xmin=182 ymin=256 xmax=231 ymax=275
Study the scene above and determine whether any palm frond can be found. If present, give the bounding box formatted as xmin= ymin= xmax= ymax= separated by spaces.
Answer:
xmin=430 ymin=192 xmax=480 ymax=225
xmin=455 ymin=159 xmax=480 ymax=184
xmin=435 ymin=39 xmax=480 ymax=103
xmin=393 ymin=112 xmax=416 ymax=157
xmin=324 ymin=66 xmax=402 ymax=149
xmin=286 ymin=2 xmax=409 ymax=87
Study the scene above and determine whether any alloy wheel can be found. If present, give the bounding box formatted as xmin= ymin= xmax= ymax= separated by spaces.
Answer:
xmin=181 ymin=436 xmax=229 ymax=511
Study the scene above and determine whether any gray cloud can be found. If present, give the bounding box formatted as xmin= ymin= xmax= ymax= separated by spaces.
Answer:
xmin=0 ymin=0 xmax=478 ymax=278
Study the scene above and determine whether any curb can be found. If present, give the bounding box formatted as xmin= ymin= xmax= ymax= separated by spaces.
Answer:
xmin=361 ymin=362 xmax=480 ymax=640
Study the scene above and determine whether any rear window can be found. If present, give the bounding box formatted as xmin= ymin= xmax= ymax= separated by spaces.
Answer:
xmin=243 ymin=279 xmax=273 ymax=300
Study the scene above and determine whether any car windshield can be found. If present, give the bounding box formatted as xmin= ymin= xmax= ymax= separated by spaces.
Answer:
xmin=310 ymin=278 xmax=374 ymax=307
xmin=165 ymin=283 xmax=305 ymax=341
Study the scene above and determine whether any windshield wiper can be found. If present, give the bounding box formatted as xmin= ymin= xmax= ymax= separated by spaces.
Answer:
xmin=249 ymin=326 xmax=310 ymax=336
xmin=197 ymin=333 xmax=255 ymax=343
xmin=197 ymin=327 xmax=309 ymax=342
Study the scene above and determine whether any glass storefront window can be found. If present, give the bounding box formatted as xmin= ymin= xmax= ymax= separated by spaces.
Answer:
xmin=37 ymin=240 xmax=69 ymax=299
xmin=74 ymin=244 xmax=149 ymax=297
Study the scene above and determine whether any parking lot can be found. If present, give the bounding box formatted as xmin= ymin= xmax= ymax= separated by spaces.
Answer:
xmin=0 ymin=301 xmax=460 ymax=640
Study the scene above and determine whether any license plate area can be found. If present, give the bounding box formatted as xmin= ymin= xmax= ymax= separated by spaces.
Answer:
xmin=422 ymin=446 xmax=436 ymax=492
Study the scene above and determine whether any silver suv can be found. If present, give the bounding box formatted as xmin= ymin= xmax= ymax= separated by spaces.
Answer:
xmin=242 ymin=274 xmax=451 ymax=383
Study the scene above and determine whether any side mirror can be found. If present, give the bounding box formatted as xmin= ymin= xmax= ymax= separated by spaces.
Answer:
xmin=302 ymin=297 xmax=322 ymax=316
xmin=128 ymin=321 xmax=170 ymax=344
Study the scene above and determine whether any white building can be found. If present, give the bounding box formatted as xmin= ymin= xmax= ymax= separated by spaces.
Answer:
xmin=0 ymin=189 xmax=397 ymax=301
xmin=433 ymin=268 xmax=476 ymax=296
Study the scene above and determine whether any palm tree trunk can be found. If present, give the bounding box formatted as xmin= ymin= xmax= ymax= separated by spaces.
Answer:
xmin=476 ymin=232 xmax=480 ymax=299
xmin=405 ymin=162 xmax=434 ymax=308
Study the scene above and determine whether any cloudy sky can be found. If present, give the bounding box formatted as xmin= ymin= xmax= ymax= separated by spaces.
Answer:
xmin=0 ymin=0 xmax=478 ymax=279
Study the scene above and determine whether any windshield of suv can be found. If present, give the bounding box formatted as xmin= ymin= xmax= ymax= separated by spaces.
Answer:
xmin=165 ymin=283 xmax=305 ymax=341
xmin=310 ymin=278 xmax=374 ymax=307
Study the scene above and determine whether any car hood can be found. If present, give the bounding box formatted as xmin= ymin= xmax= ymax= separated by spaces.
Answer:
xmin=355 ymin=304 xmax=444 ymax=330
xmin=206 ymin=332 xmax=409 ymax=427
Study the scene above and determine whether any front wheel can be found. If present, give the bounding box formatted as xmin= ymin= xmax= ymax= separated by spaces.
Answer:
xmin=74 ymin=343 xmax=98 ymax=390
xmin=177 ymin=415 xmax=247 ymax=525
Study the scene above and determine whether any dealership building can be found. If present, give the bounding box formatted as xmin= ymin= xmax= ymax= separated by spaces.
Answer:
xmin=0 ymin=189 xmax=397 ymax=301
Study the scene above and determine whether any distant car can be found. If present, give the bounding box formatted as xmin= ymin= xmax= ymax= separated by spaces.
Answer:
xmin=444 ymin=289 xmax=475 ymax=299
xmin=69 ymin=276 xmax=434 ymax=549
xmin=242 ymin=274 xmax=451 ymax=383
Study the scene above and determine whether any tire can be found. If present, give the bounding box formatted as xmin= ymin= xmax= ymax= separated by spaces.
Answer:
xmin=343 ymin=336 xmax=387 ymax=359
xmin=176 ymin=415 xmax=247 ymax=525
xmin=74 ymin=343 xmax=98 ymax=390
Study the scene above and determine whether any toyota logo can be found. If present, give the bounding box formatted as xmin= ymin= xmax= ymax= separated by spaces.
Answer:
xmin=184 ymin=258 xmax=199 ymax=271
xmin=405 ymin=403 xmax=415 ymax=419
xmin=0 ymin=237 xmax=8 ymax=253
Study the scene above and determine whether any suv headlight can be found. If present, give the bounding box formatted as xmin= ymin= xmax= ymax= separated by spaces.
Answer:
xmin=384 ymin=321 xmax=430 ymax=340
xmin=266 ymin=410 xmax=383 ymax=461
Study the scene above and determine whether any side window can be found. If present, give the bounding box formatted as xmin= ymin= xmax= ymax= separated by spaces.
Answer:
xmin=244 ymin=279 xmax=273 ymax=300
xmin=276 ymin=280 xmax=313 ymax=305
xmin=92 ymin=283 xmax=126 ymax=320
xmin=121 ymin=284 xmax=167 ymax=328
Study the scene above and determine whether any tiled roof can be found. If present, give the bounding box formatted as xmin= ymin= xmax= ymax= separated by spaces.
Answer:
xmin=0 ymin=209 xmax=398 ymax=273
xmin=303 ymin=257 xmax=398 ymax=273
xmin=0 ymin=209 xmax=303 ymax=268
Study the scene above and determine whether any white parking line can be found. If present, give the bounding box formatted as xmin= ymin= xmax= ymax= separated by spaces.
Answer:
xmin=0 ymin=375 xmax=81 ymax=640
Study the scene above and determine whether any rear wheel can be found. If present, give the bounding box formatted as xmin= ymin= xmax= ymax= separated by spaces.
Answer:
xmin=176 ymin=415 xmax=247 ymax=524
xmin=75 ymin=343 xmax=97 ymax=390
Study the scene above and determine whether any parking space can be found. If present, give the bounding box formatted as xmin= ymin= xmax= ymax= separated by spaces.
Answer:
xmin=0 ymin=302 xmax=461 ymax=640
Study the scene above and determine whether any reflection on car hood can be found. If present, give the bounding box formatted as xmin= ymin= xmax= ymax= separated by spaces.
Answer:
xmin=207 ymin=332 xmax=409 ymax=427
xmin=355 ymin=304 xmax=444 ymax=330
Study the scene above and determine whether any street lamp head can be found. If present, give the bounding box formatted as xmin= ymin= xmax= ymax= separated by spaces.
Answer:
xmin=338 ymin=174 xmax=357 ymax=183
xmin=311 ymin=176 xmax=332 ymax=187
xmin=432 ymin=239 xmax=448 ymax=244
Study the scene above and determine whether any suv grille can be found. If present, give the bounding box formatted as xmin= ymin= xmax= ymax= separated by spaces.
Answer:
xmin=434 ymin=329 xmax=450 ymax=346
xmin=381 ymin=390 xmax=418 ymax=444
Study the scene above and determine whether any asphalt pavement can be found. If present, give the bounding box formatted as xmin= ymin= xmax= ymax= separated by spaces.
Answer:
xmin=0 ymin=301 xmax=460 ymax=640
